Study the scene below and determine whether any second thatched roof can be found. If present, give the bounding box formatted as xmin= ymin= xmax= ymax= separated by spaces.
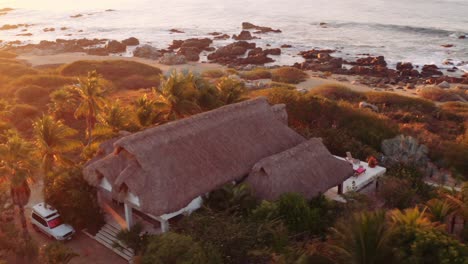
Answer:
xmin=246 ymin=138 xmax=354 ymax=200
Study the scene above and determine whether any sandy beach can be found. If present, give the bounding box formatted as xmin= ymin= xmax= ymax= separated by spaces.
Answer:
xmin=18 ymin=52 xmax=421 ymax=99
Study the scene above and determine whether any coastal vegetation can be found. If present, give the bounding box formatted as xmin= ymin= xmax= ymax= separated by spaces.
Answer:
xmin=0 ymin=55 xmax=467 ymax=263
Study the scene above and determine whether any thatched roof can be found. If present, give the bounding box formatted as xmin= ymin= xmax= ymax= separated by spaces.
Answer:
xmin=246 ymin=138 xmax=354 ymax=200
xmin=83 ymin=97 xmax=305 ymax=216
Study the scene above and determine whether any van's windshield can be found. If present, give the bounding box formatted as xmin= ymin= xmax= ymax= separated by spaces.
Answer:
xmin=47 ymin=217 xmax=62 ymax=229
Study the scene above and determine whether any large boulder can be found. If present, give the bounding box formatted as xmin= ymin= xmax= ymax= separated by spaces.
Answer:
xmin=241 ymin=22 xmax=281 ymax=33
xmin=178 ymin=46 xmax=200 ymax=61
xmin=421 ymin=64 xmax=443 ymax=77
xmin=207 ymin=41 xmax=256 ymax=62
xmin=233 ymin=30 xmax=256 ymax=40
xmin=438 ymin=81 xmax=450 ymax=89
xmin=105 ymin=40 xmax=126 ymax=53
xmin=133 ymin=44 xmax=161 ymax=60
xmin=122 ymin=37 xmax=140 ymax=46
xmin=159 ymin=53 xmax=186 ymax=65
xmin=351 ymin=56 xmax=387 ymax=67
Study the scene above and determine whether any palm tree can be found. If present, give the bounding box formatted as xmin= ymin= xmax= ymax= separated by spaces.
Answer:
xmin=94 ymin=100 xmax=137 ymax=140
xmin=443 ymin=183 xmax=468 ymax=234
xmin=153 ymin=71 xmax=201 ymax=120
xmin=0 ymin=130 xmax=36 ymax=239
xmin=389 ymin=207 xmax=438 ymax=229
xmin=425 ymin=198 xmax=456 ymax=228
xmin=330 ymin=211 xmax=393 ymax=264
xmin=32 ymin=115 xmax=81 ymax=175
xmin=69 ymin=71 xmax=107 ymax=145
xmin=133 ymin=94 xmax=164 ymax=127
xmin=215 ymin=76 xmax=246 ymax=105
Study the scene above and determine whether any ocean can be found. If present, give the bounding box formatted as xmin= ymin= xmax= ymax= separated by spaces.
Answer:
xmin=0 ymin=0 xmax=467 ymax=72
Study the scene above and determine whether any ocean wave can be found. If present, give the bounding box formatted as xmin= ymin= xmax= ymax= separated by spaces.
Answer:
xmin=329 ymin=21 xmax=466 ymax=37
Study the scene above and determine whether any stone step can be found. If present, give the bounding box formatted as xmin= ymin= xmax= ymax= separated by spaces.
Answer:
xmin=95 ymin=236 xmax=133 ymax=262
xmin=96 ymin=229 xmax=135 ymax=257
xmin=95 ymin=232 xmax=134 ymax=259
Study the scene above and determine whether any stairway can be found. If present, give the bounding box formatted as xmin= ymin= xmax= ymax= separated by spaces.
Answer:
xmin=92 ymin=223 xmax=135 ymax=263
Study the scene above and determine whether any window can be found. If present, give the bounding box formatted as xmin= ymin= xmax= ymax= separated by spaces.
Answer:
xmin=47 ymin=217 xmax=62 ymax=229
xmin=32 ymin=213 xmax=47 ymax=227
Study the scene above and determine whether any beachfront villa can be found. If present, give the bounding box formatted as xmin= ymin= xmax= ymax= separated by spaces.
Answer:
xmin=83 ymin=97 xmax=379 ymax=235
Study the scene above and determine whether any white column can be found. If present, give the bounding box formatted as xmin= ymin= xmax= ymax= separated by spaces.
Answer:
xmin=160 ymin=220 xmax=169 ymax=233
xmin=124 ymin=202 xmax=133 ymax=229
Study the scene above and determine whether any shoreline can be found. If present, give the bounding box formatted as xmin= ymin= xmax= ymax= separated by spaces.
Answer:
xmin=18 ymin=52 xmax=425 ymax=99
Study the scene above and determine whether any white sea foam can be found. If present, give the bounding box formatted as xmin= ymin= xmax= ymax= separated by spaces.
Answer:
xmin=0 ymin=0 xmax=466 ymax=71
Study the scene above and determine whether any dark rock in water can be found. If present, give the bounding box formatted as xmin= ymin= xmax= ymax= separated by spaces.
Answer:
xmin=70 ymin=14 xmax=83 ymax=18
xmin=178 ymin=46 xmax=200 ymax=61
xmin=208 ymin=32 xmax=222 ymax=36
xmin=441 ymin=44 xmax=454 ymax=48
xmin=180 ymin=38 xmax=212 ymax=50
xmin=16 ymin=33 xmax=32 ymax=36
xmin=60 ymin=27 xmax=68 ymax=31
xmin=300 ymin=49 xmax=336 ymax=59
xmin=43 ymin=28 xmax=55 ymax=32
xmin=170 ymin=29 xmax=184 ymax=33
xmin=396 ymin=62 xmax=413 ymax=71
xmin=459 ymin=35 xmax=466 ymax=39
xmin=105 ymin=40 xmax=126 ymax=53
xmin=281 ymin=44 xmax=292 ymax=48
xmin=350 ymin=56 xmax=387 ymax=67
xmin=207 ymin=41 xmax=256 ymax=64
xmin=265 ymin=48 xmax=281 ymax=55
xmin=122 ymin=37 xmax=139 ymax=46
xmin=214 ymin=34 xmax=230 ymax=40
xmin=421 ymin=64 xmax=443 ymax=77
xmin=105 ymin=9 xmax=116 ymax=12
xmin=133 ymin=44 xmax=161 ymax=60
xmin=233 ymin=30 xmax=256 ymax=40
xmin=241 ymin=22 xmax=281 ymax=33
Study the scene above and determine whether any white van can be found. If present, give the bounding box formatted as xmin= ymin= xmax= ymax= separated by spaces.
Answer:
xmin=30 ymin=202 xmax=75 ymax=241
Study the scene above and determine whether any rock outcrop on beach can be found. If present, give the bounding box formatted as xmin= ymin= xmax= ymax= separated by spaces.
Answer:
xmin=233 ymin=31 xmax=257 ymax=40
xmin=167 ymin=38 xmax=213 ymax=62
xmin=421 ymin=64 xmax=443 ymax=77
xmin=105 ymin=40 xmax=127 ymax=53
xmin=159 ymin=53 xmax=187 ymax=65
xmin=133 ymin=45 xmax=161 ymax=60
xmin=122 ymin=37 xmax=140 ymax=46
xmin=295 ymin=49 xmax=345 ymax=73
xmin=207 ymin=41 xmax=270 ymax=66
xmin=381 ymin=135 xmax=429 ymax=168
xmin=242 ymin=22 xmax=281 ymax=33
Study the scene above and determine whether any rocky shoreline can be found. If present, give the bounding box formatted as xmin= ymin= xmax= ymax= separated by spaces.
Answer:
xmin=1 ymin=21 xmax=467 ymax=88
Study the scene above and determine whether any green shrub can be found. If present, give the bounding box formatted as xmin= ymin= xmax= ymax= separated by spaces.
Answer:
xmin=142 ymin=233 xmax=221 ymax=264
xmin=0 ymin=63 xmax=38 ymax=78
xmin=11 ymin=74 xmax=75 ymax=90
xmin=44 ymin=167 xmax=104 ymax=233
xmin=14 ymin=85 xmax=49 ymax=105
xmin=10 ymin=104 xmax=39 ymax=120
xmin=60 ymin=60 xmax=162 ymax=82
xmin=0 ymin=50 xmax=17 ymax=59
xmin=378 ymin=177 xmax=417 ymax=209
xmin=240 ymin=68 xmax=272 ymax=80
xmin=118 ymin=74 xmax=160 ymax=90
xmin=310 ymin=83 xmax=364 ymax=102
xmin=271 ymin=67 xmax=308 ymax=84
xmin=201 ymin=69 xmax=226 ymax=79
xmin=390 ymin=226 xmax=468 ymax=264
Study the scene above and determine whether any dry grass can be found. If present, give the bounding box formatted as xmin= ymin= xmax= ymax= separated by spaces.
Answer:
xmin=60 ymin=60 xmax=162 ymax=83
xmin=239 ymin=68 xmax=272 ymax=80
xmin=309 ymin=83 xmax=364 ymax=102
xmin=0 ymin=63 xmax=38 ymax=78
xmin=201 ymin=69 xmax=226 ymax=79
xmin=0 ymin=50 xmax=17 ymax=59
xmin=271 ymin=67 xmax=308 ymax=84
xmin=10 ymin=74 xmax=76 ymax=90
xmin=418 ymin=87 xmax=465 ymax=102
xmin=365 ymin=91 xmax=436 ymax=113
